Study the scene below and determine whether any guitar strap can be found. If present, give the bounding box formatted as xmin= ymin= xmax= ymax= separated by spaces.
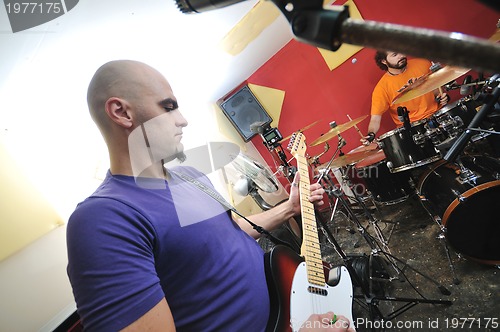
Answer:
xmin=169 ymin=169 xmax=293 ymax=248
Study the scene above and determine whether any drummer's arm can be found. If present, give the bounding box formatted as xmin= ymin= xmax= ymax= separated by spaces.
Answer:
xmin=361 ymin=115 xmax=382 ymax=145
xmin=367 ymin=115 xmax=382 ymax=135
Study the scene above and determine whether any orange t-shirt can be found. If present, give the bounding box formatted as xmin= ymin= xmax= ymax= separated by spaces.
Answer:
xmin=371 ymin=58 xmax=439 ymax=126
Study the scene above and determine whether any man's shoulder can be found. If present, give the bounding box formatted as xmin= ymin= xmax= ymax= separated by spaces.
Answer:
xmin=408 ymin=58 xmax=432 ymax=69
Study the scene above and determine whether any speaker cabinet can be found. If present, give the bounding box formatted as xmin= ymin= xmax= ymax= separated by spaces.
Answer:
xmin=218 ymin=85 xmax=272 ymax=142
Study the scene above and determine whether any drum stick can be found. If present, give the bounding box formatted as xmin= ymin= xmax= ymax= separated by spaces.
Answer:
xmin=347 ymin=114 xmax=365 ymax=139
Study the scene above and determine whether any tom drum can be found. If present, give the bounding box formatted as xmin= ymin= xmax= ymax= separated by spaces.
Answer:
xmin=378 ymin=120 xmax=441 ymax=173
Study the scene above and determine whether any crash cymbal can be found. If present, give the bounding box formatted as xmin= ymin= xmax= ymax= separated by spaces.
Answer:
xmin=309 ymin=115 xmax=368 ymax=146
xmin=281 ymin=120 xmax=322 ymax=142
xmin=392 ymin=66 xmax=470 ymax=104
xmin=320 ymin=149 xmax=380 ymax=169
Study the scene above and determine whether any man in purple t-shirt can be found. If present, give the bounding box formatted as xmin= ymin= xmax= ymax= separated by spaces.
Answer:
xmin=66 ymin=60 xmax=354 ymax=332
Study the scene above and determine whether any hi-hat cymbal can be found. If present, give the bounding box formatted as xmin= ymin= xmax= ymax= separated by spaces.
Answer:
xmin=309 ymin=115 xmax=368 ymax=146
xmin=319 ymin=149 xmax=379 ymax=169
xmin=281 ymin=120 xmax=321 ymax=142
xmin=392 ymin=66 xmax=470 ymax=104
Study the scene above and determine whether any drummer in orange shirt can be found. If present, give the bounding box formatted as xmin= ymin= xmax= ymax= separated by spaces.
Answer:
xmin=363 ymin=51 xmax=449 ymax=143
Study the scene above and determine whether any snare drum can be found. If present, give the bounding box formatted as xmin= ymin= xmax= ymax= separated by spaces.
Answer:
xmin=353 ymin=149 xmax=414 ymax=205
xmin=378 ymin=120 xmax=441 ymax=173
xmin=418 ymin=155 xmax=500 ymax=265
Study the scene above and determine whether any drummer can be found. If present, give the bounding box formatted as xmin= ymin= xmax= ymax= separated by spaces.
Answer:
xmin=362 ymin=51 xmax=450 ymax=144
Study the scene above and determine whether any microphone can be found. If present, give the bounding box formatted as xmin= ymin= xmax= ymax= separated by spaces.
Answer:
xmin=174 ymin=0 xmax=246 ymax=13
xmin=398 ymin=107 xmax=411 ymax=133
xmin=397 ymin=106 xmax=405 ymax=123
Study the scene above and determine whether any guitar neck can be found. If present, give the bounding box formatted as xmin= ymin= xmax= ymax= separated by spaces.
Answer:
xmin=296 ymin=154 xmax=324 ymax=286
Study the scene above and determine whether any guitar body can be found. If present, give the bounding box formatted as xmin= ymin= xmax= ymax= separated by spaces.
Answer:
xmin=265 ymin=245 xmax=303 ymax=332
xmin=265 ymin=245 xmax=354 ymax=332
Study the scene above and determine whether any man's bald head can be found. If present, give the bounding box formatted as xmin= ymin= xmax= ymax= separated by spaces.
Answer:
xmin=87 ymin=60 xmax=163 ymax=134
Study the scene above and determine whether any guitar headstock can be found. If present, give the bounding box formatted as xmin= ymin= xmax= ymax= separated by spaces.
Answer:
xmin=288 ymin=132 xmax=307 ymax=158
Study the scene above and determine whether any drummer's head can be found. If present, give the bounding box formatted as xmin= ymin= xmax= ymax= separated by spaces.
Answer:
xmin=374 ymin=51 xmax=407 ymax=71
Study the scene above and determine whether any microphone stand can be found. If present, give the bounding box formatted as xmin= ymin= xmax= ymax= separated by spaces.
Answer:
xmin=269 ymin=0 xmax=500 ymax=73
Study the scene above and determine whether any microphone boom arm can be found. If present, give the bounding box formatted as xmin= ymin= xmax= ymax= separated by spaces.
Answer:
xmin=269 ymin=1 xmax=500 ymax=74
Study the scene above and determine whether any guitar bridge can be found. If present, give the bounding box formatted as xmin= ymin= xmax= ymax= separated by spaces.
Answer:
xmin=307 ymin=286 xmax=328 ymax=296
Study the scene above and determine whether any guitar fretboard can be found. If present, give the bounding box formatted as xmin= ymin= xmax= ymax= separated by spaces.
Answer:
xmin=296 ymin=154 xmax=324 ymax=286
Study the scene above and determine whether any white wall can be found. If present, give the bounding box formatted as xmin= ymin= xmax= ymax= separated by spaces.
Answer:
xmin=0 ymin=0 xmax=292 ymax=330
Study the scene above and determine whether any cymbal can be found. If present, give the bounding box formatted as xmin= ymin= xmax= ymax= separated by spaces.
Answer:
xmin=393 ymin=26 xmax=500 ymax=105
xmin=319 ymin=149 xmax=380 ymax=169
xmin=309 ymin=115 xmax=368 ymax=146
xmin=281 ymin=120 xmax=321 ymax=142
xmin=231 ymin=153 xmax=279 ymax=193
xmin=392 ymin=66 xmax=470 ymax=104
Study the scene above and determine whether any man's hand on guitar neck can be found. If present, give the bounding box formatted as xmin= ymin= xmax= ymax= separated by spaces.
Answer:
xmin=300 ymin=312 xmax=355 ymax=331
xmin=289 ymin=172 xmax=326 ymax=216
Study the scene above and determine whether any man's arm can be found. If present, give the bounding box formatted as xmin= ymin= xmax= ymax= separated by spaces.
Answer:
xmin=367 ymin=114 xmax=382 ymax=135
xmin=235 ymin=172 xmax=325 ymax=239
xmin=360 ymin=114 xmax=382 ymax=145
xmin=121 ymin=298 xmax=175 ymax=332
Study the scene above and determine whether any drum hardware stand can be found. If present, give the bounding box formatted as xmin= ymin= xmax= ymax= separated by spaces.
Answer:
xmin=416 ymin=193 xmax=461 ymax=285
xmin=337 ymin=164 xmax=396 ymax=250
xmin=445 ymin=74 xmax=500 ymax=163
xmin=316 ymin=162 xmax=451 ymax=286
xmin=315 ymin=175 xmax=452 ymax=330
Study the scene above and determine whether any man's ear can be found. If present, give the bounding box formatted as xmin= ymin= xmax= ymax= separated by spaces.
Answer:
xmin=105 ymin=97 xmax=133 ymax=128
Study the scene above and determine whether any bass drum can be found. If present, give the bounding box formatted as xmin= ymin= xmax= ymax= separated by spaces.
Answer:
xmin=418 ymin=155 xmax=500 ymax=265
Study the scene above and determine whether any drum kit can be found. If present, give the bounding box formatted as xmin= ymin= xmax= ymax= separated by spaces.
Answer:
xmin=288 ymin=65 xmax=500 ymax=275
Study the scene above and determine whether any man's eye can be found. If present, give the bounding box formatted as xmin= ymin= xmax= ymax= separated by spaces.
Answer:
xmin=163 ymin=106 xmax=176 ymax=112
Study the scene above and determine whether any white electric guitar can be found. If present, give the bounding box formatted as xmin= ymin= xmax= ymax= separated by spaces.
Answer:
xmin=265 ymin=132 xmax=355 ymax=332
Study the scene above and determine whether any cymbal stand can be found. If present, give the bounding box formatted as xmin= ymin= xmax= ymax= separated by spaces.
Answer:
xmin=340 ymin=164 xmax=395 ymax=258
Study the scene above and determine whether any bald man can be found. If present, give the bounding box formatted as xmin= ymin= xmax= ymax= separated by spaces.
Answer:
xmin=66 ymin=60 xmax=354 ymax=331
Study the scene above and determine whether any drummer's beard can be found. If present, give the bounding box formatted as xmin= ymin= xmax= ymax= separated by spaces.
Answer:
xmin=388 ymin=57 xmax=407 ymax=70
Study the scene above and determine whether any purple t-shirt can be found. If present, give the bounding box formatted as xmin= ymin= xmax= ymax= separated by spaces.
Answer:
xmin=66 ymin=167 xmax=270 ymax=331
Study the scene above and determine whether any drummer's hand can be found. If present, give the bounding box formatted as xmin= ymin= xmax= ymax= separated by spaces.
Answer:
xmin=360 ymin=137 xmax=370 ymax=146
xmin=360 ymin=132 xmax=376 ymax=145
xmin=436 ymin=93 xmax=449 ymax=107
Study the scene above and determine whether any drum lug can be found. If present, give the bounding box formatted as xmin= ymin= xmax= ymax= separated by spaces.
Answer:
xmin=413 ymin=132 xmax=427 ymax=146
xmin=451 ymin=189 xmax=467 ymax=203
